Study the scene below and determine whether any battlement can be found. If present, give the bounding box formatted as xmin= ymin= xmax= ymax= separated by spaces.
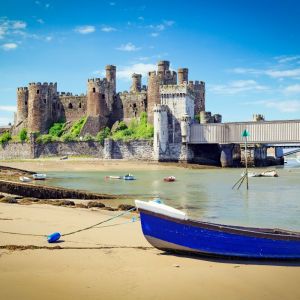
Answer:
xmin=160 ymin=83 xmax=191 ymax=94
xmin=105 ymin=65 xmax=116 ymax=71
xmin=188 ymin=80 xmax=205 ymax=86
xmin=87 ymin=78 xmax=107 ymax=83
xmin=17 ymin=87 xmax=28 ymax=92
xmin=28 ymin=82 xmax=57 ymax=87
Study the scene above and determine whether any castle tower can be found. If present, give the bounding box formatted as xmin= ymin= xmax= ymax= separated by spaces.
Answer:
xmin=147 ymin=71 xmax=160 ymax=124
xmin=157 ymin=61 xmax=177 ymax=85
xmin=87 ymin=78 xmax=108 ymax=117
xmin=105 ymin=65 xmax=116 ymax=93
xmin=178 ymin=68 xmax=188 ymax=84
xmin=157 ymin=61 xmax=170 ymax=73
xmin=16 ymin=87 xmax=28 ymax=124
xmin=130 ymin=73 xmax=142 ymax=92
xmin=28 ymin=82 xmax=54 ymax=133
xmin=153 ymin=104 xmax=169 ymax=160
xmin=189 ymin=80 xmax=205 ymax=114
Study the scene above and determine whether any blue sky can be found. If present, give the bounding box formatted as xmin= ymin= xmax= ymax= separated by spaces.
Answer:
xmin=1 ymin=0 xmax=300 ymax=126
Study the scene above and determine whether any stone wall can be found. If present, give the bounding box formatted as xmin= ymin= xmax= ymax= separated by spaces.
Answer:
xmin=0 ymin=142 xmax=32 ymax=160
xmin=0 ymin=140 xmax=153 ymax=160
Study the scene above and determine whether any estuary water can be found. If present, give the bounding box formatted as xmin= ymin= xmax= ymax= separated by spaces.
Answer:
xmin=38 ymin=159 xmax=300 ymax=231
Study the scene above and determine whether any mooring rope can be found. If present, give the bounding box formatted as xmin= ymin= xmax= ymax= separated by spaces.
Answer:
xmin=0 ymin=207 xmax=137 ymax=238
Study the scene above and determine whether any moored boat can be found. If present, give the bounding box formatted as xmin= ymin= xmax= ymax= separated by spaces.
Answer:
xmin=241 ymin=170 xmax=278 ymax=177
xmin=32 ymin=173 xmax=47 ymax=180
xmin=19 ymin=176 xmax=31 ymax=182
xmin=123 ymin=174 xmax=135 ymax=180
xmin=163 ymin=176 xmax=176 ymax=182
xmin=105 ymin=175 xmax=122 ymax=179
xmin=135 ymin=200 xmax=300 ymax=260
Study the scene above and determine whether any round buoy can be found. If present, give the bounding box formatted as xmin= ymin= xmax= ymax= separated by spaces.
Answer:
xmin=47 ymin=232 xmax=61 ymax=243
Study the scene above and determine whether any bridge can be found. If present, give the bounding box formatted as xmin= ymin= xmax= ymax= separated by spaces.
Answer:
xmin=189 ymin=119 xmax=300 ymax=145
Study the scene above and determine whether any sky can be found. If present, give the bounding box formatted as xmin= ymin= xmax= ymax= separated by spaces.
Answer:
xmin=0 ymin=0 xmax=300 ymax=126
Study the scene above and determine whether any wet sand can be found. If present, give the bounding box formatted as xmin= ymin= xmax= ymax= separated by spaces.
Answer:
xmin=0 ymin=202 xmax=299 ymax=300
xmin=0 ymin=158 xmax=216 ymax=173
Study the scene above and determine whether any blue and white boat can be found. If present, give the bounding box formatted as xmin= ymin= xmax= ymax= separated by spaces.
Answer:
xmin=135 ymin=200 xmax=300 ymax=260
xmin=123 ymin=174 xmax=135 ymax=180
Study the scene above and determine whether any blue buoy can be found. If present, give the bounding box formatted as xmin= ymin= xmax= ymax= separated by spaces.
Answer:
xmin=47 ymin=232 xmax=61 ymax=243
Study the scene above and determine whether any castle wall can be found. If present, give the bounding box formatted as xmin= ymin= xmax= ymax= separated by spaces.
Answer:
xmin=119 ymin=91 xmax=147 ymax=122
xmin=58 ymin=94 xmax=87 ymax=122
xmin=0 ymin=142 xmax=32 ymax=159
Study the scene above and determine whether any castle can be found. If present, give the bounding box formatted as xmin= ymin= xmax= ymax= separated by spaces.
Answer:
xmin=14 ymin=61 xmax=221 ymax=136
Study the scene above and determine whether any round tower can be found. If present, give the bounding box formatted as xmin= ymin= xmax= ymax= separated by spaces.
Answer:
xmin=16 ymin=87 xmax=28 ymax=124
xmin=178 ymin=68 xmax=189 ymax=84
xmin=105 ymin=65 xmax=116 ymax=93
xmin=130 ymin=73 xmax=142 ymax=92
xmin=87 ymin=78 xmax=108 ymax=117
xmin=153 ymin=104 xmax=168 ymax=160
xmin=147 ymin=71 xmax=160 ymax=124
xmin=157 ymin=61 xmax=170 ymax=72
xmin=28 ymin=82 xmax=53 ymax=133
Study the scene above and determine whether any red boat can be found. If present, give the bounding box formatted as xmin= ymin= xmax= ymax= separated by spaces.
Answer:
xmin=163 ymin=176 xmax=176 ymax=182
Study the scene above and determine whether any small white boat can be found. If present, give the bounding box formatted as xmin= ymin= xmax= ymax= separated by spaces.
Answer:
xmin=241 ymin=170 xmax=278 ymax=178
xmin=32 ymin=173 xmax=47 ymax=180
xmin=19 ymin=176 xmax=31 ymax=182
xmin=260 ymin=170 xmax=278 ymax=177
xmin=105 ymin=175 xmax=122 ymax=179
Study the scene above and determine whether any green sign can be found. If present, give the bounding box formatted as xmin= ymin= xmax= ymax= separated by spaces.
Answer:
xmin=242 ymin=129 xmax=250 ymax=137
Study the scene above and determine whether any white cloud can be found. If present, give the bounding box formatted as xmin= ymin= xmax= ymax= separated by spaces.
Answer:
xmin=12 ymin=21 xmax=27 ymax=29
xmin=74 ymin=25 xmax=96 ymax=34
xmin=101 ymin=26 xmax=116 ymax=32
xmin=265 ymin=68 xmax=300 ymax=78
xmin=262 ymin=100 xmax=300 ymax=113
xmin=284 ymin=84 xmax=300 ymax=94
xmin=45 ymin=36 xmax=53 ymax=42
xmin=138 ymin=16 xmax=144 ymax=21
xmin=150 ymin=32 xmax=159 ymax=37
xmin=148 ymin=20 xmax=174 ymax=33
xmin=93 ymin=63 xmax=156 ymax=81
xmin=45 ymin=3 xmax=50 ymax=8
xmin=109 ymin=2 xmax=116 ymax=5
xmin=275 ymin=55 xmax=300 ymax=64
xmin=37 ymin=18 xmax=44 ymax=24
xmin=209 ymin=80 xmax=268 ymax=95
xmin=1 ymin=43 xmax=18 ymax=51
xmin=0 ymin=105 xmax=16 ymax=112
xmin=116 ymin=42 xmax=141 ymax=52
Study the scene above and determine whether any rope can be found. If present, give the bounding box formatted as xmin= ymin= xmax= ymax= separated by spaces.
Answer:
xmin=0 ymin=207 xmax=137 ymax=238
xmin=62 ymin=207 xmax=136 ymax=236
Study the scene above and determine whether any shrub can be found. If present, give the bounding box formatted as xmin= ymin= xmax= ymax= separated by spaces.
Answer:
xmin=69 ymin=117 xmax=87 ymax=137
xmin=0 ymin=132 xmax=12 ymax=145
xmin=83 ymin=134 xmax=95 ymax=141
xmin=61 ymin=132 xmax=76 ymax=142
xmin=36 ymin=134 xmax=54 ymax=144
xmin=49 ymin=122 xmax=65 ymax=137
xmin=96 ymin=127 xmax=111 ymax=144
xmin=19 ymin=128 xmax=28 ymax=142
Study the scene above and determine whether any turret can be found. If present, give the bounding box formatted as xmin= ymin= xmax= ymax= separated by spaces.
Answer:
xmin=130 ymin=73 xmax=142 ymax=92
xmin=147 ymin=71 xmax=160 ymax=124
xmin=27 ymin=82 xmax=54 ymax=133
xmin=153 ymin=104 xmax=169 ymax=160
xmin=105 ymin=65 xmax=116 ymax=93
xmin=87 ymin=78 xmax=108 ymax=117
xmin=157 ymin=61 xmax=170 ymax=72
xmin=16 ymin=87 xmax=28 ymax=124
xmin=178 ymin=68 xmax=188 ymax=84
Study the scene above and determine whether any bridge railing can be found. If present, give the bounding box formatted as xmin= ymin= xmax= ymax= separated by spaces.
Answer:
xmin=190 ymin=120 xmax=300 ymax=144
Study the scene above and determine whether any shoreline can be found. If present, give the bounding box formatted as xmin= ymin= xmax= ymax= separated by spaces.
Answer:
xmin=1 ymin=202 xmax=300 ymax=300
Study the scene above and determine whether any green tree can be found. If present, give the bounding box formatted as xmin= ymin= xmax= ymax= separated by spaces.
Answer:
xmin=19 ymin=128 xmax=28 ymax=142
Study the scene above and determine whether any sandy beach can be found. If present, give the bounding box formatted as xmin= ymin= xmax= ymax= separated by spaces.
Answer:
xmin=0 ymin=201 xmax=300 ymax=300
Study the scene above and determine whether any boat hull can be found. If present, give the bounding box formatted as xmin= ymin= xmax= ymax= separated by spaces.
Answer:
xmin=139 ymin=210 xmax=300 ymax=260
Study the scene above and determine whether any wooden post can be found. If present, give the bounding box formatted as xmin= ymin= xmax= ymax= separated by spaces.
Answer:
xmin=242 ymin=129 xmax=250 ymax=190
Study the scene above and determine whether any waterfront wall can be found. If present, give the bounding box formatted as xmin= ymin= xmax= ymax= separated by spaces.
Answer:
xmin=0 ymin=140 xmax=153 ymax=160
